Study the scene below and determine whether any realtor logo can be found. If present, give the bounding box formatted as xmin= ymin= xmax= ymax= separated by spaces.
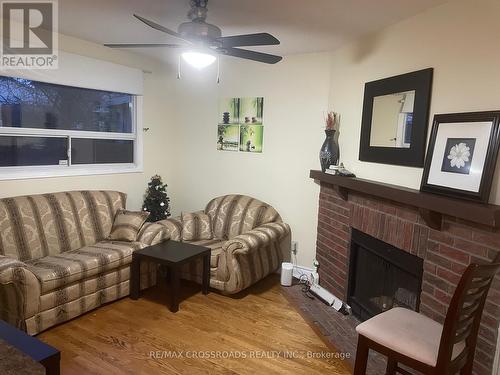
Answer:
xmin=1 ymin=0 xmax=58 ymax=69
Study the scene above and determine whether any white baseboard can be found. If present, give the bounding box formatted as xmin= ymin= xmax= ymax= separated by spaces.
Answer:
xmin=292 ymin=265 xmax=314 ymax=280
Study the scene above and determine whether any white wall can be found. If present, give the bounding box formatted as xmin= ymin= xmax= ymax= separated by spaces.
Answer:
xmin=0 ymin=34 xmax=177 ymax=210
xmin=171 ymin=0 xmax=500 ymax=268
xmin=2 ymin=0 xmax=499 ymax=270
xmin=370 ymin=93 xmax=402 ymax=147
xmin=171 ymin=53 xmax=332 ymax=266
xmin=330 ymin=0 xmax=500 ymax=202
xmin=329 ymin=1 xmax=500 ymax=361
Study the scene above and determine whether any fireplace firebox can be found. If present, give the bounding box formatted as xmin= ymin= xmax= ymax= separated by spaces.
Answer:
xmin=348 ymin=229 xmax=424 ymax=321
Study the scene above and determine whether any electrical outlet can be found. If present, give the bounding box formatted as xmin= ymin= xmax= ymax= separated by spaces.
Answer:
xmin=291 ymin=241 xmax=298 ymax=254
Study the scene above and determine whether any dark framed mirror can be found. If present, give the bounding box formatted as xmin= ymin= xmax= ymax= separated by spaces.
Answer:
xmin=359 ymin=68 xmax=433 ymax=167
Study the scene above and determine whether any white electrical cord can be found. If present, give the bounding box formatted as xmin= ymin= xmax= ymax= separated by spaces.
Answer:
xmin=177 ymin=55 xmax=182 ymax=80
xmin=216 ymin=55 xmax=220 ymax=84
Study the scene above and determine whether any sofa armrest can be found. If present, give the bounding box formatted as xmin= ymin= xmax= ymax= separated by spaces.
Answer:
xmin=220 ymin=222 xmax=291 ymax=294
xmin=223 ymin=222 xmax=291 ymax=256
xmin=156 ymin=217 xmax=182 ymax=241
xmin=0 ymin=255 xmax=41 ymax=327
xmin=137 ymin=222 xmax=170 ymax=246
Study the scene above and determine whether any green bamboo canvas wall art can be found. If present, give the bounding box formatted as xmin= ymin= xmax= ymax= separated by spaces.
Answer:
xmin=217 ymin=97 xmax=264 ymax=153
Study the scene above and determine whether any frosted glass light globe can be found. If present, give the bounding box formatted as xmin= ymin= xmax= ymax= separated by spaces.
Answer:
xmin=182 ymin=52 xmax=216 ymax=70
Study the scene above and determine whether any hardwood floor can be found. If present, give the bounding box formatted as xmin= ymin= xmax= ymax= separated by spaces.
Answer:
xmin=38 ymin=275 xmax=352 ymax=375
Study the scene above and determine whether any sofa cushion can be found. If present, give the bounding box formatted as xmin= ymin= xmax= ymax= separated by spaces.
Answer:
xmin=0 ymin=191 xmax=126 ymax=261
xmin=26 ymin=241 xmax=142 ymax=294
xmin=39 ymin=266 xmax=130 ymax=311
xmin=182 ymin=211 xmax=213 ymax=241
xmin=205 ymin=195 xmax=281 ymax=240
xmin=108 ymin=210 xmax=149 ymax=242
xmin=157 ymin=217 xmax=182 ymax=241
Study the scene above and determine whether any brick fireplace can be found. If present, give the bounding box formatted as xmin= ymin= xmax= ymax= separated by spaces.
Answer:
xmin=315 ymin=180 xmax=500 ymax=375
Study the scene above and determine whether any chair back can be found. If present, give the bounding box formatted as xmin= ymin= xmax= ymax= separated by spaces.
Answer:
xmin=436 ymin=254 xmax=500 ymax=373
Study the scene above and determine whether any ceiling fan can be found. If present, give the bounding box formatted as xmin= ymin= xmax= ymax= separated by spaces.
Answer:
xmin=104 ymin=0 xmax=283 ymax=66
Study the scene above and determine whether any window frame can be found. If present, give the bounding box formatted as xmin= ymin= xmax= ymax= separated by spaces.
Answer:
xmin=0 ymin=95 xmax=143 ymax=181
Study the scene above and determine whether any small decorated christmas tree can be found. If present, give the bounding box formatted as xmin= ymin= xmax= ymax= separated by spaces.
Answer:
xmin=142 ymin=175 xmax=171 ymax=222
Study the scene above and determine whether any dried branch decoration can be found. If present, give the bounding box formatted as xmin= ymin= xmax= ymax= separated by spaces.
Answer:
xmin=325 ymin=111 xmax=338 ymax=130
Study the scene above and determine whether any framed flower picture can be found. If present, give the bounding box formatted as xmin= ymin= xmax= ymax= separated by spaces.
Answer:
xmin=420 ymin=111 xmax=500 ymax=203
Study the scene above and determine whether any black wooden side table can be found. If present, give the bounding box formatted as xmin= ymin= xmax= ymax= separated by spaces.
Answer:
xmin=130 ymin=240 xmax=211 ymax=312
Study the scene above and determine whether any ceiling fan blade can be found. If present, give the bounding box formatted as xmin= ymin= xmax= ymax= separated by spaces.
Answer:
xmin=133 ymin=14 xmax=189 ymax=42
xmin=217 ymin=33 xmax=280 ymax=48
xmin=104 ymin=43 xmax=184 ymax=48
xmin=220 ymin=47 xmax=282 ymax=64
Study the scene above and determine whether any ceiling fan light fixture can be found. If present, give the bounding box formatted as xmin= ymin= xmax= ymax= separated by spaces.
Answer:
xmin=107 ymin=2 xmax=282 ymax=65
xmin=181 ymin=51 xmax=216 ymax=69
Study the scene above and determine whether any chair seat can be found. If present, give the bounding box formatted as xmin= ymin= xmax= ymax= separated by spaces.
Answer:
xmin=356 ymin=307 xmax=466 ymax=367
xmin=26 ymin=241 xmax=142 ymax=294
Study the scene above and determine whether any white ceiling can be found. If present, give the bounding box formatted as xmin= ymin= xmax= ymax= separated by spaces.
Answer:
xmin=59 ymin=0 xmax=449 ymax=63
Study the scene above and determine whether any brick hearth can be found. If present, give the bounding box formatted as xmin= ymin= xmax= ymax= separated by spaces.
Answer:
xmin=316 ymin=182 xmax=500 ymax=375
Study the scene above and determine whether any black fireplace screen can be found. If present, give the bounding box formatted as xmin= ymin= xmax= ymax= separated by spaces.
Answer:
xmin=347 ymin=229 xmax=424 ymax=321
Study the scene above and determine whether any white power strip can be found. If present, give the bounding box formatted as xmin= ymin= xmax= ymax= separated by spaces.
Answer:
xmin=309 ymin=283 xmax=344 ymax=311
xmin=289 ymin=264 xmax=350 ymax=314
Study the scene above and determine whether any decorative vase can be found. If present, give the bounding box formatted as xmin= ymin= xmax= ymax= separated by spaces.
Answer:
xmin=223 ymin=112 xmax=230 ymax=124
xmin=319 ymin=129 xmax=340 ymax=172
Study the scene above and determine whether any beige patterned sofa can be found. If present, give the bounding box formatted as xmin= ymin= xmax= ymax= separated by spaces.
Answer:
xmin=158 ymin=195 xmax=291 ymax=294
xmin=0 ymin=191 xmax=167 ymax=335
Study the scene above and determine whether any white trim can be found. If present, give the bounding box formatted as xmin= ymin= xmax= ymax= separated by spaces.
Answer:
xmin=0 ymin=50 xmax=144 ymax=95
xmin=134 ymin=96 xmax=144 ymax=172
xmin=292 ymin=265 xmax=314 ymax=280
xmin=0 ymin=164 xmax=142 ymax=181
xmin=0 ymin=127 xmax=136 ymax=140
xmin=0 ymin=95 xmax=144 ymax=181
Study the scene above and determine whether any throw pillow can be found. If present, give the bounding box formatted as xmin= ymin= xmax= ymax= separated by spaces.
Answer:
xmin=182 ymin=211 xmax=213 ymax=241
xmin=108 ymin=209 xmax=150 ymax=242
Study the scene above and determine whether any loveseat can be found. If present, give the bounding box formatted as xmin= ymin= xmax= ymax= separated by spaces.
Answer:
xmin=0 ymin=191 xmax=167 ymax=335
xmin=158 ymin=195 xmax=291 ymax=294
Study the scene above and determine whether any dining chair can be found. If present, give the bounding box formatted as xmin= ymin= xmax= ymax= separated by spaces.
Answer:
xmin=353 ymin=254 xmax=500 ymax=375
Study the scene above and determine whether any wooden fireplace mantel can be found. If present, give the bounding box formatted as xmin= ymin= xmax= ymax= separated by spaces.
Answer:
xmin=310 ymin=170 xmax=500 ymax=230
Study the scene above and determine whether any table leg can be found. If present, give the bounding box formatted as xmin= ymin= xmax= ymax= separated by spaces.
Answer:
xmin=164 ymin=265 xmax=171 ymax=285
xmin=202 ymin=254 xmax=210 ymax=295
xmin=170 ymin=266 xmax=179 ymax=313
xmin=130 ymin=255 xmax=140 ymax=300
xmin=41 ymin=352 xmax=60 ymax=375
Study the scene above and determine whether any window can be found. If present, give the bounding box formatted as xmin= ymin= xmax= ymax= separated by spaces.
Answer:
xmin=0 ymin=136 xmax=67 ymax=167
xmin=71 ymin=139 xmax=134 ymax=165
xmin=0 ymin=75 xmax=142 ymax=179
